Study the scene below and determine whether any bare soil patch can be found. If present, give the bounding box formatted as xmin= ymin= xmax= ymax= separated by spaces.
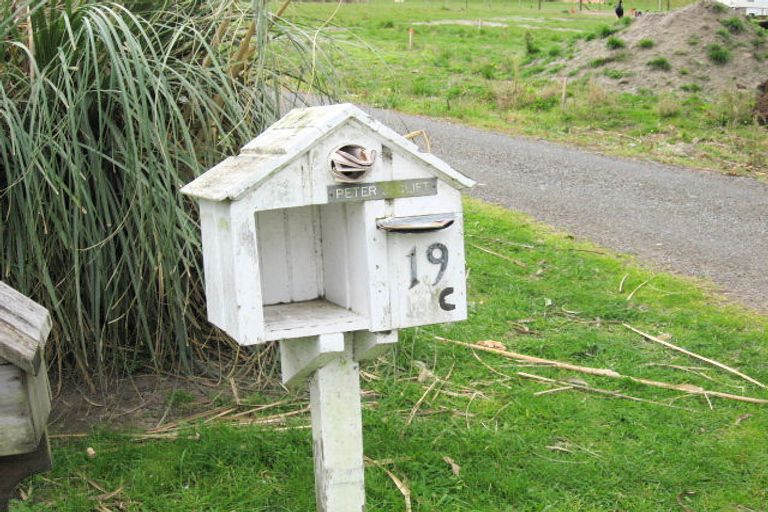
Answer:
xmin=555 ymin=1 xmax=767 ymax=94
xmin=48 ymin=374 xmax=283 ymax=434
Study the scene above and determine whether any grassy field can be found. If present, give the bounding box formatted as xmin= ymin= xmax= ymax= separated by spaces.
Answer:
xmin=283 ymin=0 xmax=767 ymax=178
xmin=14 ymin=200 xmax=768 ymax=511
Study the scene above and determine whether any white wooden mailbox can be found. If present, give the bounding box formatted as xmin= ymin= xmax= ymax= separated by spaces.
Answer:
xmin=182 ymin=103 xmax=475 ymax=512
xmin=0 ymin=282 xmax=53 ymax=512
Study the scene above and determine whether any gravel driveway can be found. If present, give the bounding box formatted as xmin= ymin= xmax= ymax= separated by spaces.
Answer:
xmin=363 ymin=106 xmax=768 ymax=311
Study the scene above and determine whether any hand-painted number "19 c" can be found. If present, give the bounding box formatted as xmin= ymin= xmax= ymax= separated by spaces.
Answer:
xmin=407 ymin=243 xmax=449 ymax=289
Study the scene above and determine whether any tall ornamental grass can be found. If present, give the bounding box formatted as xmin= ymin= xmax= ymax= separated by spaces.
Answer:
xmin=0 ymin=0 xmax=333 ymax=387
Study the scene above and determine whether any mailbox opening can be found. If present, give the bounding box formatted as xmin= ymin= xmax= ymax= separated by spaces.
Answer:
xmin=256 ymin=203 xmax=370 ymax=340
xmin=329 ymin=144 xmax=376 ymax=183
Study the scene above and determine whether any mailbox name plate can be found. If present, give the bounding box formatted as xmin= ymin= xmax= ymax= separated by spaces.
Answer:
xmin=328 ymin=178 xmax=437 ymax=203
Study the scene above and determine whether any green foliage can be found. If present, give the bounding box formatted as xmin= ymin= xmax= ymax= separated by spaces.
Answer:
xmin=477 ymin=62 xmax=497 ymax=79
xmin=590 ymin=56 xmax=614 ymax=67
xmin=656 ymin=94 xmax=682 ymax=118
xmin=707 ymin=43 xmax=731 ymax=63
xmin=720 ymin=16 xmax=745 ymax=34
xmin=716 ymin=28 xmax=732 ymax=41
xmin=598 ymin=24 xmax=618 ymax=38
xmin=707 ymin=91 xmax=757 ymax=126
xmin=0 ymin=1 xmax=332 ymax=381
xmin=379 ymin=20 xmax=395 ymax=28
xmin=524 ymin=31 xmax=540 ymax=55
xmin=529 ymin=95 xmax=559 ymax=111
xmin=638 ymin=38 xmax=654 ymax=49
xmin=410 ymin=77 xmax=438 ymax=96
xmin=604 ymin=69 xmax=627 ymax=79
xmin=647 ymin=57 xmax=671 ymax=71
xmin=681 ymin=83 xmax=702 ymax=92
xmin=707 ymin=0 xmax=728 ymax=13
xmin=547 ymin=45 xmax=562 ymax=57
xmin=606 ymin=36 xmax=626 ymax=49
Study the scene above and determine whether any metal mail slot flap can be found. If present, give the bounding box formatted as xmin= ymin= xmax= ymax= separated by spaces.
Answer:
xmin=376 ymin=213 xmax=455 ymax=233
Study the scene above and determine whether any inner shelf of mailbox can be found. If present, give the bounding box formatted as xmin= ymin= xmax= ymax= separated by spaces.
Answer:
xmin=262 ymin=299 xmax=367 ymax=341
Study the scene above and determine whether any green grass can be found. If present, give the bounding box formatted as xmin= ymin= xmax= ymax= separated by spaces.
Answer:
xmin=605 ymin=35 xmax=626 ymax=49
xmin=280 ymin=0 xmax=767 ymax=179
xmin=14 ymin=200 xmax=768 ymax=511
xmin=647 ymin=56 xmax=672 ymax=71
xmin=638 ymin=37 xmax=655 ymax=48
xmin=720 ymin=16 xmax=746 ymax=34
xmin=707 ymin=43 xmax=732 ymax=64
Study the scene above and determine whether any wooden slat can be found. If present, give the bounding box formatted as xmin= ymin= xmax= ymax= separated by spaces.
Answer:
xmin=0 ymin=282 xmax=51 ymax=342
xmin=280 ymin=333 xmax=346 ymax=387
xmin=309 ymin=346 xmax=366 ymax=511
xmin=257 ymin=209 xmax=291 ymax=305
xmin=344 ymin=203 xmax=370 ymax=321
xmin=263 ymin=300 xmax=367 ymax=341
xmin=321 ymin=204 xmax=351 ymax=309
xmin=0 ymin=363 xmax=35 ymax=456
xmin=199 ymin=200 xmax=265 ymax=345
xmin=0 ymin=282 xmax=50 ymax=374
xmin=24 ymin=360 xmax=51 ymax=444
xmin=286 ymin=206 xmax=323 ymax=302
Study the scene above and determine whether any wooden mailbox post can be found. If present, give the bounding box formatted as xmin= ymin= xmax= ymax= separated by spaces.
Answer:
xmin=182 ymin=103 xmax=475 ymax=511
xmin=0 ymin=282 xmax=53 ymax=512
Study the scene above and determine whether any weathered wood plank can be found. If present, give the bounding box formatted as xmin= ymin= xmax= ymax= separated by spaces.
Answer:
xmin=263 ymin=300 xmax=367 ymax=342
xmin=257 ymin=209 xmax=291 ymax=305
xmin=24 ymin=361 xmax=51 ymax=446
xmin=344 ymin=203 xmax=370 ymax=322
xmin=280 ymin=333 xmax=345 ymax=387
xmin=361 ymin=199 xmax=392 ymax=332
xmin=0 ymin=325 xmax=40 ymax=376
xmin=321 ymin=203 xmax=351 ymax=309
xmin=0 ymin=282 xmax=50 ymax=375
xmin=353 ymin=330 xmax=398 ymax=361
xmin=0 ymin=363 xmax=35 ymax=457
xmin=198 ymin=200 xmax=265 ymax=344
xmin=309 ymin=344 xmax=365 ymax=512
xmin=0 ymin=282 xmax=51 ymax=343
xmin=286 ymin=206 xmax=323 ymax=302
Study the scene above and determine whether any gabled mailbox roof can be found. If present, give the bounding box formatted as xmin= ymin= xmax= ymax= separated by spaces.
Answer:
xmin=0 ymin=281 xmax=51 ymax=375
xmin=181 ymin=103 xmax=475 ymax=202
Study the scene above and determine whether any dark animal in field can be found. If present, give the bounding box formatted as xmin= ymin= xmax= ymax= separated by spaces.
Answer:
xmin=755 ymin=79 xmax=768 ymax=126
xmin=615 ymin=0 xmax=624 ymax=18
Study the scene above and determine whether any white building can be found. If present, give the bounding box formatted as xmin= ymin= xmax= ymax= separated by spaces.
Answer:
xmin=717 ymin=0 xmax=768 ymax=16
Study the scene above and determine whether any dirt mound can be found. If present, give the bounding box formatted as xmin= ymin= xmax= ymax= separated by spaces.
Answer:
xmin=552 ymin=1 xmax=767 ymax=94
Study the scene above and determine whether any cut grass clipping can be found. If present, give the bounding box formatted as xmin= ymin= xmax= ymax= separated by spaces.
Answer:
xmin=19 ymin=199 xmax=768 ymax=512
